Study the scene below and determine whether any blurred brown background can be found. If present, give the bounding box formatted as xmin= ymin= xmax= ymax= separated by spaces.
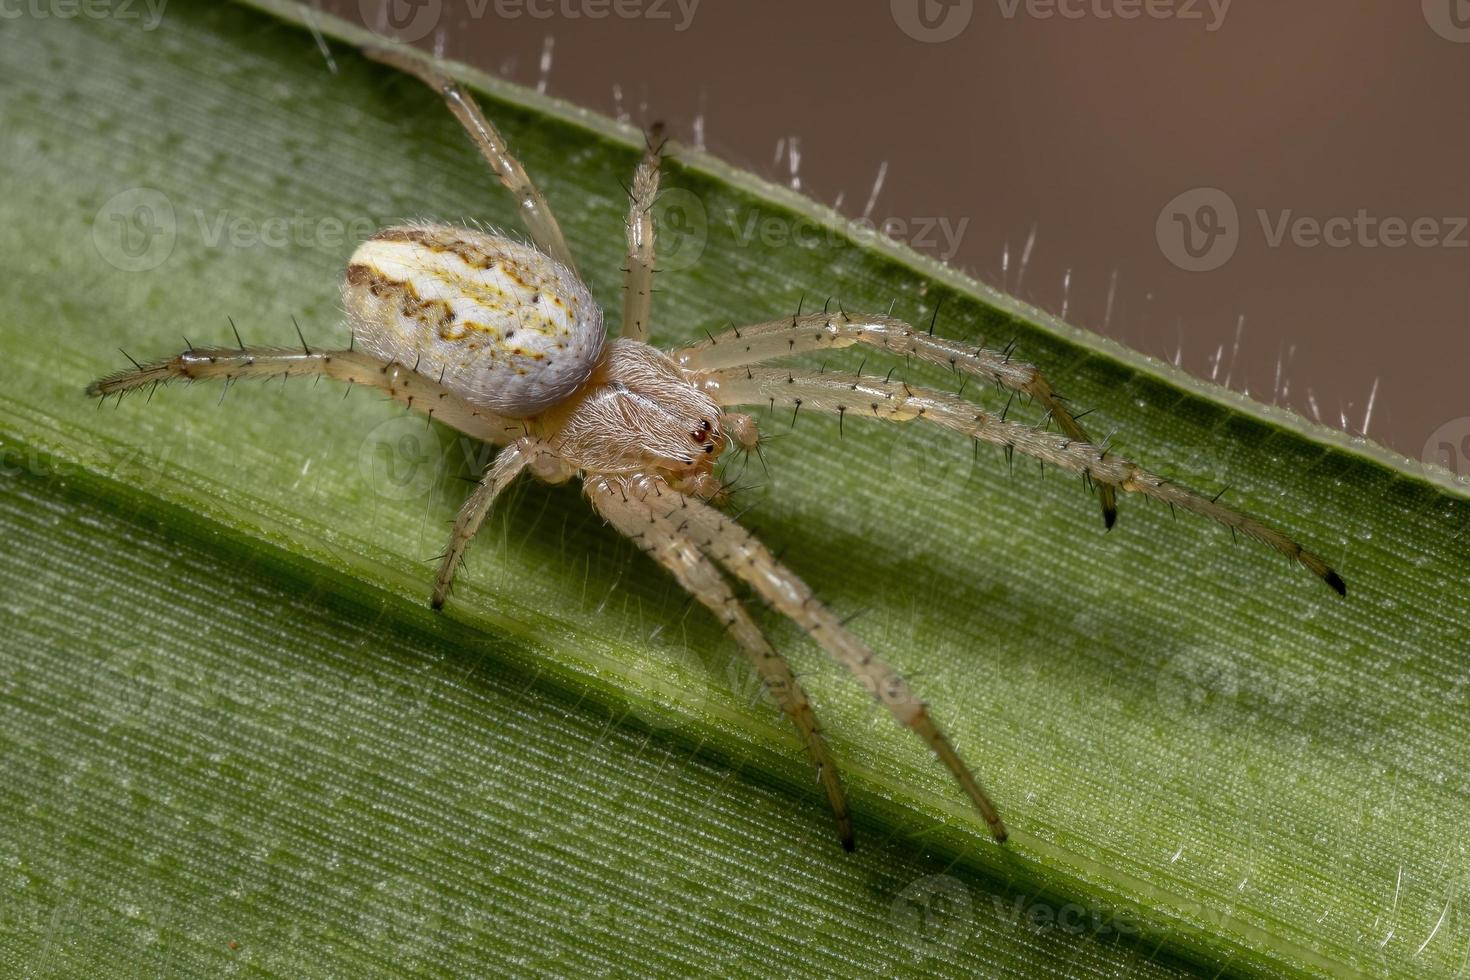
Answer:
xmin=328 ymin=0 xmax=1470 ymax=468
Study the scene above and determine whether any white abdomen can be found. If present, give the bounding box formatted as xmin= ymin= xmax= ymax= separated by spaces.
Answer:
xmin=343 ymin=224 xmax=605 ymax=417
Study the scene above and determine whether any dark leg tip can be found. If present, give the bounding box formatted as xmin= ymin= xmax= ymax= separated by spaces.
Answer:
xmin=840 ymin=834 xmax=856 ymax=853
xmin=1102 ymin=506 xmax=1117 ymax=531
xmin=1325 ymin=571 xmax=1347 ymax=597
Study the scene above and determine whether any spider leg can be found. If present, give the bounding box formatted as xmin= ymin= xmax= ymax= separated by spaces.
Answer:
xmin=432 ymin=439 xmax=538 ymax=609
xmin=364 ymin=46 xmax=578 ymax=274
xmin=85 ymin=345 xmax=517 ymax=445
xmin=673 ymin=311 xmax=1118 ymax=527
xmin=621 ymin=124 xmax=665 ymax=343
xmin=701 ymin=367 xmax=1347 ymax=595
xmin=613 ymin=476 xmax=1009 ymax=842
xmin=587 ymin=475 xmax=853 ymax=849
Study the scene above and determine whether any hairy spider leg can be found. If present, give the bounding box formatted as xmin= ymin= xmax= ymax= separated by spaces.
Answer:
xmin=87 ymin=345 xmax=517 ymax=446
xmin=365 ymin=45 xmax=578 ymax=275
xmin=621 ymin=125 xmax=665 ymax=344
xmin=700 ymin=367 xmax=1346 ymax=595
xmin=608 ymin=476 xmax=1009 ymax=842
xmin=433 ymin=439 xmax=541 ymax=609
xmin=675 ymin=311 xmax=1119 ymax=528
xmin=588 ymin=475 xmax=854 ymax=849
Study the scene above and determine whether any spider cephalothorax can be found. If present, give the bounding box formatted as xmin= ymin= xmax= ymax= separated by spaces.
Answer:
xmin=87 ymin=45 xmax=1345 ymax=851
xmin=534 ymin=337 xmax=733 ymax=497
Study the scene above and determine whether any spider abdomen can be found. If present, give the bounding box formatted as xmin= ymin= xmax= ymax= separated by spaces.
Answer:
xmin=343 ymin=224 xmax=604 ymax=416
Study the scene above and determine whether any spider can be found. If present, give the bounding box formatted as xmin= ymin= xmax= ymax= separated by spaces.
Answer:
xmin=87 ymin=46 xmax=1346 ymax=851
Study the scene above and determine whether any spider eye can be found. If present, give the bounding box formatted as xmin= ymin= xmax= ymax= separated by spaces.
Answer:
xmin=690 ymin=418 xmax=713 ymax=442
